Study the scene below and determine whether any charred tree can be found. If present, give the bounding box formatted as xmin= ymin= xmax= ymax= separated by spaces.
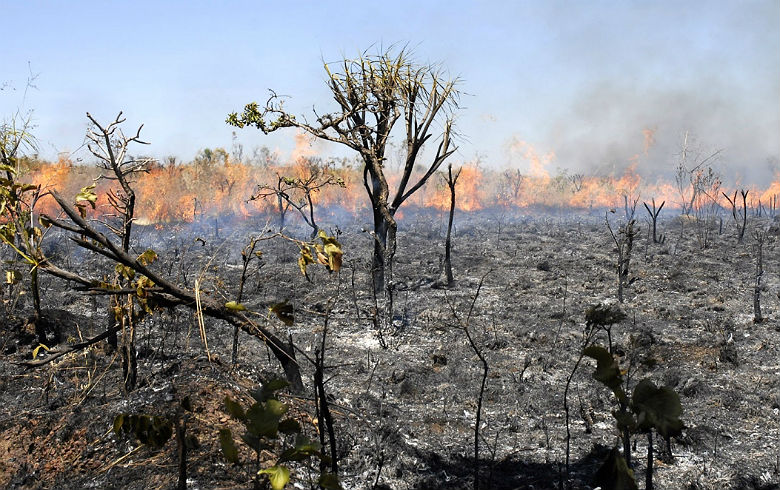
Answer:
xmin=606 ymin=212 xmax=637 ymax=304
xmin=250 ymin=159 xmax=344 ymax=238
xmin=6 ymin=173 xmax=305 ymax=390
xmin=447 ymin=273 xmax=489 ymax=490
xmin=443 ymin=163 xmax=462 ymax=287
xmin=624 ymin=194 xmax=639 ymax=221
xmin=722 ymin=189 xmax=749 ymax=243
xmin=501 ymin=168 xmax=524 ymax=205
xmin=231 ymin=236 xmax=264 ymax=367
xmin=227 ymin=47 xmax=460 ymax=302
xmin=674 ymin=131 xmax=723 ymax=217
xmin=753 ymin=227 xmax=766 ymax=323
xmin=643 ymin=198 xmax=665 ymax=243
xmin=86 ymin=112 xmax=150 ymax=392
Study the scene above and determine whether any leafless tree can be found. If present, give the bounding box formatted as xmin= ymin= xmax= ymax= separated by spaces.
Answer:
xmin=250 ymin=158 xmax=345 ymax=237
xmin=673 ymin=131 xmax=723 ymax=216
xmin=691 ymin=167 xmax=723 ymax=249
xmin=86 ymin=112 xmax=152 ymax=391
xmin=569 ymin=172 xmax=584 ymax=193
xmin=443 ymin=163 xmax=462 ymax=287
xmin=500 ymin=168 xmax=524 ymax=205
xmin=752 ymin=225 xmax=767 ymax=323
xmin=643 ymin=198 xmax=665 ymax=244
xmin=722 ymin=189 xmax=749 ymax=243
xmin=606 ymin=212 xmax=637 ymax=303
xmin=623 ymin=194 xmax=640 ymax=221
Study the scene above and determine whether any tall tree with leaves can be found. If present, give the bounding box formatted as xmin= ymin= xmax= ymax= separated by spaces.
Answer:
xmin=228 ymin=47 xmax=460 ymax=300
xmin=0 ymin=110 xmax=48 ymax=337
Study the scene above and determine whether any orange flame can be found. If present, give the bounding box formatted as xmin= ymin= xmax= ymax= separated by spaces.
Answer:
xmin=15 ymin=139 xmax=780 ymax=225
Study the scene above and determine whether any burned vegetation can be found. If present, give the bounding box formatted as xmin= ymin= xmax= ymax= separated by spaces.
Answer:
xmin=3 ymin=50 xmax=780 ymax=490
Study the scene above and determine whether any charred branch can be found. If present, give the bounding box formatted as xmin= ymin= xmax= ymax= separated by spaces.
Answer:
xmin=36 ymin=190 xmax=303 ymax=390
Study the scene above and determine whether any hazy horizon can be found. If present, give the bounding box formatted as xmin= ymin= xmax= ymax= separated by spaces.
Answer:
xmin=3 ymin=1 xmax=778 ymax=185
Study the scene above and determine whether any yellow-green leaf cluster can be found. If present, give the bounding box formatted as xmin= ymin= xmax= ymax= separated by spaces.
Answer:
xmin=225 ymin=301 xmax=247 ymax=312
xmin=298 ymin=245 xmax=315 ymax=276
xmin=318 ymin=230 xmax=342 ymax=272
xmin=258 ymin=466 xmax=290 ymax=490
xmin=75 ymin=184 xmax=97 ymax=218
xmin=296 ymin=232 xmax=343 ymax=278
xmin=115 ymin=264 xmax=135 ymax=281
xmin=136 ymin=249 xmax=158 ymax=266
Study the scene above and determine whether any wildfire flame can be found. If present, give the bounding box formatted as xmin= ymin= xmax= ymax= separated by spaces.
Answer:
xmin=16 ymin=141 xmax=780 ymax=226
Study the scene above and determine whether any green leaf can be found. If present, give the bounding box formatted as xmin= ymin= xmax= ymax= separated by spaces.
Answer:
xmin=246 ymin=399 xmax=287 ymax=438
xmin=612 ymin=410 xmax=637 ymax=433
xmin=593 ymin=447 xmax=638 ymax=490
xmin=269 ymin=301 xmax=294 ymax=326
xmin=258 ymin=465 xmax=290 ymax=490
xmin=240 ymin=432 xmax=266 ymax=454
xmin=219 ymin=428 xmax=239 ymax=463
xmin=251 ymin=378 xmax=290 ymax=403
xmin=631 ymin=379 xmax=684 ymax=439
xmin=113 ymin=414 xmax=125 ymax=434
xmin=585 ymin=303 xmax=627 ymax=327
xmin=225 ymin=301 xmax=247 ymax=312
xmin=224 ymin=396 xmax=246 ymax=420
xmin=278 ymin=418 xmax=301 ymax=435
xmin=279 ymin=435 xmax=322 ymax=462
xmin=0 ymin=164 xmax=17 ymax=174
xmin=318 ymin=473 xmax=343 ymax=490
xmin=584 ymin=345 xmax=627 ymax=404
xmin=266 ymin=398 xmax=288 ymax=417
xmin=263 ymin=378 xmax=290 ymax=394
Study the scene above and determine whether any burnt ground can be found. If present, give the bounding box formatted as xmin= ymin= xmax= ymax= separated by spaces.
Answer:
xmin=1 ymin=209 xmax=780 ymax=489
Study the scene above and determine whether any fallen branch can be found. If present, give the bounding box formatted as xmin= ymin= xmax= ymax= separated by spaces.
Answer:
xmin=34 ymin=190 xmax=304 ymax=391
xmin=20 ymin=325 xmax=122 ymax=367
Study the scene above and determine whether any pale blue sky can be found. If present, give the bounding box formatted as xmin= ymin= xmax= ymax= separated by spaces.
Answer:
xmin=3 ymin=1 xmax=778 ymax=182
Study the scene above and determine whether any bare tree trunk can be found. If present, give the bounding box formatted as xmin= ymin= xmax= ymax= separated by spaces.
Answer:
xmin=371 ymin=213 xmax=388 ymax=296
xmin=643 ymin=199 xmax=665 ymax=244
xmin=444 ymin=197 xmax=455 ymax=286
xmin=30 ymin=267 xmax=44 ymax=342
xmin=645 ymin=432 xmax=654 ymax=490
xmin=384 ymin=221 xmax=397 ymax=330
xmin=120 ymin=294 xmax=137 ymax=392
xmin=444 ymin=164 xmax=462 ymax=286
xmin=754 ymin=230 xmax=764 ymax=323
xmin=176 ymin=416 xmax=187 ymax=490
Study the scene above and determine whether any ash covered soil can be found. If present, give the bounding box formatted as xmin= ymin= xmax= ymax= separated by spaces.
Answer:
xmin=1 ymin=210 xmax=780 ymax=489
